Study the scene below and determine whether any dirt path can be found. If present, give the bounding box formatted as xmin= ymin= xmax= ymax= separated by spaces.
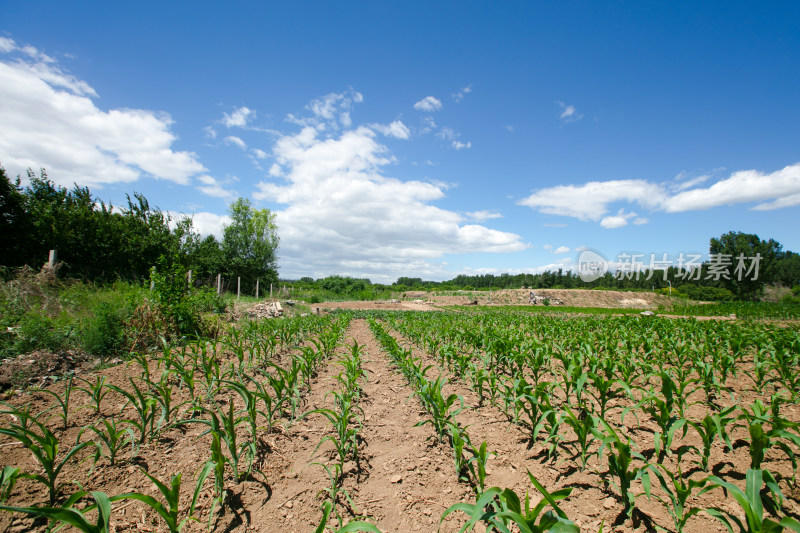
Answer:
xmin=343 ymin=319 xmax=473 ymax=532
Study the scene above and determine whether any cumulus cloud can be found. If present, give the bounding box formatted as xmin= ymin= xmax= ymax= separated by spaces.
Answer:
xmin=553 ymin=245 xmax=571 ymax=254
xmin=519 ymin=179 xmax=663 ymax=221
xmin=414 ymin=96 xmax=442 ymax=112
xmin=519 ymin=163 xmax=800 ymax=228
xmin=599 ymin=209 xmax=638 ymax=229
xmin=0 ymin=37 xmax=205 ymax=187
xmin=224 ymin=136 xmax=247 ymax=150
xmin=195 ymin=174 xmax=237 ymax=200
xmin=370 ymin=120 xmax=411 ymax=139
xmin=253 ymin=103 xmax=526 ymax=281
xmin=174 ymin=211 xmax=231 ymax=240
xmin=557 ymin=101 xmax=583 ymax=122
xmin=222 ymin=106 xmax=253 ymax=128
xmin=466 ymin=210 xmax=502 ymax=222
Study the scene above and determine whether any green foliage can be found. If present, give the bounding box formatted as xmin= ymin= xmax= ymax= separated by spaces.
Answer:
xmin=149 ymin=258 xmax=224 ymax=336
xmin=222 ymin=197 xmax=279 ymax=291
xmin=678 ymin=284 xmax=734 ymax=301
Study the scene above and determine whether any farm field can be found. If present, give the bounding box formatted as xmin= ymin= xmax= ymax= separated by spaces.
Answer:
xmin=1 ymin=309 xmax=799 ymax=532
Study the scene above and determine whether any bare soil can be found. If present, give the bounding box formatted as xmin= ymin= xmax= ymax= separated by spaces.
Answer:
xmin=0 ymin=318 xmax=797 ymax=532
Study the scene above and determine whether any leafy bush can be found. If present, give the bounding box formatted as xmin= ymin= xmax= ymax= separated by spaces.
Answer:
xmin=149 ymin=258 xmax=225 ymax=337
xmin=15 ymin=312 xmax=73 ymax=353
xmin=677 ymin=285 xmax=734 ymax=301
xmin=82 ymin=302 xmax=126 ymax=357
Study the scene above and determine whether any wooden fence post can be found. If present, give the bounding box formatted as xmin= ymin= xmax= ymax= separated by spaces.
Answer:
xmin=217 ymin=274 xmax=221 ymax=295
xmin=237 ymin=277 xmax=241 ymax=300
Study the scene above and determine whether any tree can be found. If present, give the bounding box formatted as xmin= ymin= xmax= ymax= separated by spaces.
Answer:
xmin=708 ymin=231 xmax=782 ymax=300
xmin=0 ymin=166 xmax=27 ymax=268
xmin=222 ymin=198 xmax=279 ymax=290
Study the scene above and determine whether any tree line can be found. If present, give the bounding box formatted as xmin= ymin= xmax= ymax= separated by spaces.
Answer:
xmin=0 ymin=167 xmax=279 ymax=293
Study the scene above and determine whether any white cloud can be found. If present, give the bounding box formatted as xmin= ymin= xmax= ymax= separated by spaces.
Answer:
xmin=414 ymin=96 xmax=442 ymax=112
xmin=252 ymin=148 xmax=268 ymax=159
xmin=599 ymin=209 xmax=638 ymax=229
xmin=179 ymin=211 xmax=231 ymax=240
xmin=224 ymin=135 xmax=247 ymax=150
xmin=664 ymin=164 xmax=800 ymax=212
xmin=253 ymin=108 xmax=526 ymax=281
xmin=222 ymin=106 xmax=253 ymax=128
xmin=438 ymin=127 xmax=471 ymax=150
xmin=543 ymin=244 xmax=553 ymax=250
xmin=557 ymin=101 xmax=583 ymax=122
xmin=453 ymin=84 xmax=472 ymax=103
xmin=0 ymin=38 xmax=205 ymax=187
xmin=203 ymin=126 xmax=217 ymax=139
xmin=519 ymin=179 xmax=663 ymax=221
xmin=553 ymin=245 xmax=571 ymax=254
xmin=370 ymin=120 xmax=411 ymax=139
xmin=466 ymin=210 xmax=502 ymax=222
xmin=195 ymin=174 xmax=237 ymax=200
xmin=520 ymin=162 xmax=800 ymax=228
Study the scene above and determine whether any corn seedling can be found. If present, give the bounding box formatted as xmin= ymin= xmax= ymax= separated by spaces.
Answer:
xmin=76 ymin=375 xmax=112 ymax=414
xmin=36 ymin=375 xmax=75 ymax=431
xmin=701 ymin=469 xmax=800 ymax=533
xmin=108 ymin=378 xmax=159 ymax=443
xmin=592 ymin=418 xmax=650 ymax=518
xmin=645 ymin=465 xmax=708 ymax=532
xmin=0 ymin=490 xmax=114 ymax=533
xmin=80 ymin=418 xmax=137 ymax=466
xmin=689 ymin=406 xmax=736 ymax=472
xmin=113 ymin=464 xmax=213 ymax=533
xmin=0 ymin=409 xmax=92 ymax=505
xmin=0 ymin=466 xmax=21 ymax=503
xmin=314 ymin=499 xmax=382 ymax=533
xmin=439 ymin=470 xmax=579 ymax=532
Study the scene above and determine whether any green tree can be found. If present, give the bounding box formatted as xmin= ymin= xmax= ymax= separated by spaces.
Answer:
xmin=222 ymin=198 xmax=279 ymax=291
xmin=709 ymin=231 xmax=782 ymax=300
xmin=0 ymin=166 xmax=28 ymax=268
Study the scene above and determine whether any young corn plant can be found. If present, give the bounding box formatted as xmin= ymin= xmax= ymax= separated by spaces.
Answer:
xmin=108 ymin=378 xmax=160 ymax=443
xmin=592 ymin=418 xmax=651 ymax=519
xmin=185 ymin=401 xmax=256 ymax=484
xmin=0 ymin=490 xmax=114 ymax=533
xmin=645 ymin=465 xmax=708 ymax=533
xmin=76 ymin=375 xmax=112 ymax=414
xmin=738 ymin=399 xmax=800 ymax=472
xmin=0 ymin=467 xmax=21 ymax=503
xmin=36 ymin=375 xmax=75 ymax=431
xmin=0 ymin=410 xmax=92 ymax=506
xmin=80 ymin=418 xmax=137 ymax=465
xmin=562 ymin=406 xmax=597 ymax=470
xmin=114 ymin=464 xmax=213 ymax=533
xmin=701 ymin=469 xmax=800 ymax=533
xmin=688 ymin=406 xmax=736 ymax=472
xmin=414 ymin=375 xmax=464 ymax=444
xmin=440 ymin=470 xmax=579 ymax=532
xmin=314 ymin=499 xmax=382 ymax=533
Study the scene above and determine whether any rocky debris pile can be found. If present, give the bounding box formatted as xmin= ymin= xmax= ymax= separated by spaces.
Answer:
xmin=528 ymin=292 xmax=564 ymax=305
xmin=249 ymin=302 xmax=284 ymax=319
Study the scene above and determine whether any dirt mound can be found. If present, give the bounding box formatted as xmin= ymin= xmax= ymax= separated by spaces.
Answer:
xmin=0 ymin=350 xmax=95 ymax=392
xmin=425 ymin=288 xmax=669 ymax=308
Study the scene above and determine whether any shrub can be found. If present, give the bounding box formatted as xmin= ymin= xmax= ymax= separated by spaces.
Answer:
xmin=82 ymin=301 xmax=126 ymax=357
xmin=677 ymin=285 xmax=734 ymax=302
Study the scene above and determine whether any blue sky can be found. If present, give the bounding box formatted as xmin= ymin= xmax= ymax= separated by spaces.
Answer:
xmin=2 ymin=1 xmax=799 ymax=283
